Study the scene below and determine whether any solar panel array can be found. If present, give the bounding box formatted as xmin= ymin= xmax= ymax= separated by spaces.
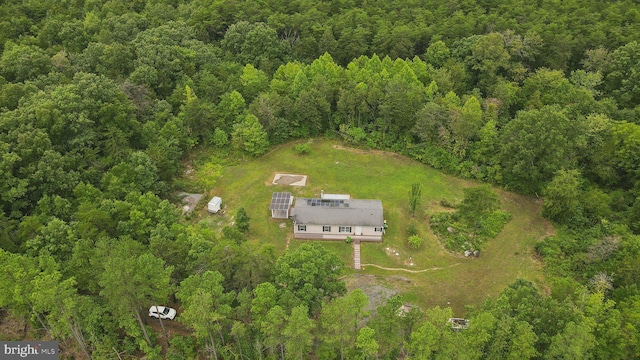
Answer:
xmin=305 ymin=198 xmax=349 ymax=208
xmin=270 ymin=192 xmax=292 ymax=210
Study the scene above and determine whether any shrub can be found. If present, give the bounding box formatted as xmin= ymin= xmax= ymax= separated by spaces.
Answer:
xmin=347 ymin=126 xmax=367 ymax=143
xmin=407 ymin=222 xmax=418 ymax=236
xmin=458 ymin=185 xmax=499 ymax=230
xmin=212 ymin=128 xmax=228 ymax=147
xmin=236 ymin=207 xmax=250 ymax=233
xmin=439 ymin=198 xmax=457 ymax=208
xmin=339 ymin=124 xmax=367 ymax=144
xmin=477 ymin=210 xmax=512 ymax=238
xmin=430 ymin=208 xmax=511 ymax=253
xmin=408 ymin=235 xmax=423 ymax=249
xmin=195 ymin=161 xmax=222 ymax=192
xmin=168 ymin=335 xmax=198 ymax=360
xmin=421 ymin=144 xmax=461 ymax=173
xmin=409 ymin=183 xmax=422 ymax=217
xmin=294 ymin=142 xmax=311 ymax=155
xmin=223 ymin=225 xmax=245 ymax=244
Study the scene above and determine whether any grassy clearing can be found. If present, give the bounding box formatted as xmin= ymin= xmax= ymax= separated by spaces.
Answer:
xmin=190 ymin=139 xmax=550 ymax=315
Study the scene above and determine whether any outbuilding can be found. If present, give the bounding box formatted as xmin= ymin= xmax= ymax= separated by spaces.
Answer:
xmin=208 ymin=196 xmax=222 ymax=213
xmin=270 ymin=192 xmax=293 ymax=219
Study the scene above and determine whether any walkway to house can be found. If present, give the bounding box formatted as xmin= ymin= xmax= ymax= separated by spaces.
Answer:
xmin=360 ymin=263 xmax=461 ymax=273
xmin=353 ymin=241 xmax=461 ymax=272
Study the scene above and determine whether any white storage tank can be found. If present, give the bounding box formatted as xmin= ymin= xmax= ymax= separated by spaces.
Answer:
xmin=208 ymin=197 xmax=222 ymax=213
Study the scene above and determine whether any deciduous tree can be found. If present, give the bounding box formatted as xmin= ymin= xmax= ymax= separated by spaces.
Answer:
xmin=318 ymin=289 xmax=369 ymax=359
xmin=177 ymin=271 xmax=234 ymax=360
xmin=543 ymin=170 xmax=583 ymax=225
xmin=274 ymin=243 xmax=346 ymax=313
xmin=409 ymin=183 xmax=422 ymax=217
xmin=355 ymin=326 xmax=378 ymax=360
xmin=457 ymin=185 xmax=500 ymax=231
xmin=99 ymin=239 xmax=173 ymax=351
xmin=500 ymin=106 xmax=582 ymax=194
xmin=236 ymin=207 xmax=250 ymax=233
xmin=284 ymin=305 xmax=315 ymax=360
xmin=232 ymin=114 xmax=270 ymax=156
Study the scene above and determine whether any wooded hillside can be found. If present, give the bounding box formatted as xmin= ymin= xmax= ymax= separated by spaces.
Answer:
xmin=2 ymin=0 xmax=640 ymax=358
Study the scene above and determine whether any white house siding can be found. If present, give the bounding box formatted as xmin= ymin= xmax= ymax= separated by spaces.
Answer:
xmin=294 ymin=224 xmax=383 ymax=242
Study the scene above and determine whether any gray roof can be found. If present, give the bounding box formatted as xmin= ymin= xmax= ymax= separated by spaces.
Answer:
xmin=270 ymin=192 xmax=292 ymax=210
xmin=292 ymin=198 xmax=383 ymax=226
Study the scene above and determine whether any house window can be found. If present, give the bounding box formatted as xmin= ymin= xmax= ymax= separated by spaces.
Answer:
xmin=339 ymin=226 xmax=352 ymax=233
xmin=323 ymin=226 xmax=331 ymax=232
xmin=298 ymin=225 xmax=306 ymax=231
xmin=375 ymin=227 xmax=383 ymax=232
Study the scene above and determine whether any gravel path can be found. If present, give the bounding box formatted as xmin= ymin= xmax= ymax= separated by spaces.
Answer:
xmin=360 ymin=263 xmax=462 ymax=273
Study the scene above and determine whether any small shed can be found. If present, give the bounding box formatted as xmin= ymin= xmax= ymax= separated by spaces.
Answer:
xmin=396 ymin=303 xmax=413 ymax=317
xmin=448 ymin=318 xmax=469 ymax=331
xmin=270 ymin=192 xmax=293 ymax=219
xmin=208 ymin=197 xmax=222 ymax=213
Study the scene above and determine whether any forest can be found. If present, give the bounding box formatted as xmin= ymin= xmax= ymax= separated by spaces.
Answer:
xmin=2 ymin=0 xmax=640 ymax=358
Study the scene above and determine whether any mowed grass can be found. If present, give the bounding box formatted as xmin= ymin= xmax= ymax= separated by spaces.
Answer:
xmin=204 ymin=139 xmax=550 ymax=315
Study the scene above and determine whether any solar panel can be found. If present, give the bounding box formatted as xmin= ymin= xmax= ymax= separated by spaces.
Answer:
xmin=302 ymin=197 xmax=350 ymax=208
xmin=270 ymin=192 xmax=292 ymax=210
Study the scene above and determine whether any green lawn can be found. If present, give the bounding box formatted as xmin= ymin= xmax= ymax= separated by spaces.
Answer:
xmin=195 ymin=139 xmax=550 ymax=315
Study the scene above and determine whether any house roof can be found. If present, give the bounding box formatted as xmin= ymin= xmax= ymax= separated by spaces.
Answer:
xmin=292 ymin=198 xmax=383 ymax=226
xmin=269 ymin=192 xmax=292 ymax=210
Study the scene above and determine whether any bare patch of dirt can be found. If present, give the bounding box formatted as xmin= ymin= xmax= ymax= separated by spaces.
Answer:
xmin=182 ymin=161 xmax=195 ymax=178
xmin=148 ymin=317 xmax=192 ymax=338
xmin=275 ymin=175 xmax=305 ymax=185
xmin=0 ymin=311 xmax=28 ymax=340
xmin=271 ymin=173 xmax=308 ymax=186
xmin=344 ymin=274 xmax=399 ymax=315
xmin=178 ymin=192 xmax=203 ymax=214
xmin=285 ymin=231 xmax=293 ymax=250
xmin=540 ymin=220 xmax=556 ymax=239
xmin=147 ymin=312 xmax=193 ymax=357
xmin=332 ymin=144 xmax=368 ymax=154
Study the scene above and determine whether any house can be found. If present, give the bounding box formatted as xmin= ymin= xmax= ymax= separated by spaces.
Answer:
xmin=291 ymin=197 xmax=384 ymax=241
xmin=269 ymin=192 xmax=293 ymax=219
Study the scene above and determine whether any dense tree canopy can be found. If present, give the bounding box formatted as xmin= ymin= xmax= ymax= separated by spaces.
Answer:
xmin=3 ymin=0 xmax=640 ymax=357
